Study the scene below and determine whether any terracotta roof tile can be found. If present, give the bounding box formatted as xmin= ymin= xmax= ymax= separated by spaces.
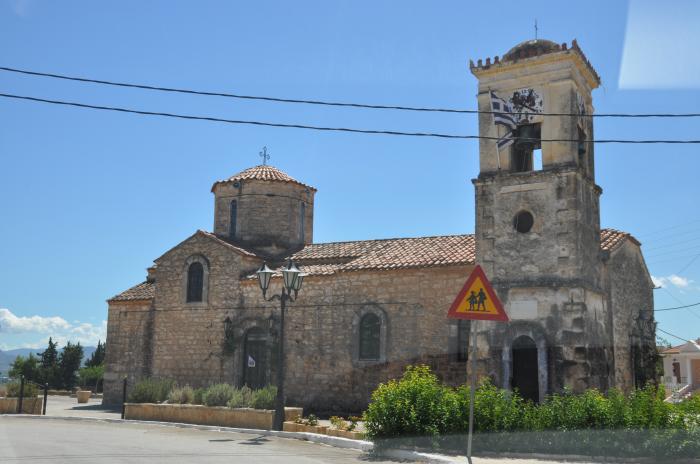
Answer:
xmin=121 ymin=228 xmax=640 ymax=289
xmin=600 ymin=228 xmax=640 ymax=252
xmin=212 ymin=165 xmax=316 ymax=192
xmin=109 ymin=281 xmax=154 ymax=302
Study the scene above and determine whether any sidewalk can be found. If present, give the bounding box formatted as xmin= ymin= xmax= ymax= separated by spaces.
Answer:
xmin=43 ymin=395 xmax=121 ymax=419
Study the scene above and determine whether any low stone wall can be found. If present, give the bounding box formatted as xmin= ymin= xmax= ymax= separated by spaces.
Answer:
xmin=283 ymin=422 xmax=365 ymax=440
xmin=0 ymin=397 xmax=43 ymax=414
xmin=124 ymin=403 xmax=303 ymax=430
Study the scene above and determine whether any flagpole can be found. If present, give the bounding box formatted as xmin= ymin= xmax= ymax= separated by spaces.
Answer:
xmin=489 ymin=90 xmax=502 ymax=170
xmin=495 ymin=125 xmax=502 ymax=170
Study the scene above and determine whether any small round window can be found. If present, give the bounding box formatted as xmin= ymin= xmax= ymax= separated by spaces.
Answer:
xmin=513 ymin=211 xmax=534 ymax=233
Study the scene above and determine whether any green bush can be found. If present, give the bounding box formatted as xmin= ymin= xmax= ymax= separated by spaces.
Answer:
xmin=251 ymin=385 xmax=277 ymax=410
xmin=168 ymin=385 xmax=194 ymax=404
xmin=227 ymin=385 xmax=253 ymax=408
xmin=5 ymin=381 xmax=39 ymax=398
xmin=127 ymin=378 xmax=174 ymax=403
xmin=193 ymin=387 xmax=206 ymax=405
xmin=364 ymin=364 xmax=458 ymax=439
xmin=364 ymin=364 xmax=700 ymax=458
xmin=203 ymin=383 xmax=236 ymax=407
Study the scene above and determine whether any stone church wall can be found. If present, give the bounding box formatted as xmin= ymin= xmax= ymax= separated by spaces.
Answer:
xmin=606 ymin=241 xmax=656 ymax=391
xmin=237 ymin=265 xmax=474 ymax=414
xmin=103 ymin=300 xmax=153 ymax=404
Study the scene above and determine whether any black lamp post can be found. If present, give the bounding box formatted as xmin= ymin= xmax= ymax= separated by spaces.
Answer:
xmin=256 ymin=260 xmax=305 ymax=431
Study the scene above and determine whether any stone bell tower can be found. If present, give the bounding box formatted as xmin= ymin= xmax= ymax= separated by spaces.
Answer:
xmin=470 ymin=40 xmax=613 ymax=401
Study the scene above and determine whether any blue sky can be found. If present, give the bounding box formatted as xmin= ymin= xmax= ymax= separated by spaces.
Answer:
xmin=0 ymin=0 xmax=698 ymax=350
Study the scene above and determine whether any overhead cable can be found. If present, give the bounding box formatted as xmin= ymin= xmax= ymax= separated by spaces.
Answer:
xmin=3 ymin=65 xmax=700 ymax=118
xmin=4 ymin=92 xmax=700 ymax=144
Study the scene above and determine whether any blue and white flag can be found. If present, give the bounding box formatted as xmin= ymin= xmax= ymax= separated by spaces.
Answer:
xmin=497 ymin=131 xmax=514 ymax=150
xmin=490 ymin=91 xmax=518 ymax=130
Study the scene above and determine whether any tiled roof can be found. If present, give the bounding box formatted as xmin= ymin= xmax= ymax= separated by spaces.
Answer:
xmin=246 ymin=235 xmax=476 ymax=279
xmin=211 ymin=165 xmax=316 ymax=192
xmin=197 ymin=230 xmax=260 ymax=257
xmin=292 ymin=235 xmax=475 ymax=269
xmin=114 ymin=228 xmax=641 ymax=295
xmin=600 ymin=228 xmax=640 ymax=252
xmin=109 ymin=281 xmax=154 ymax=302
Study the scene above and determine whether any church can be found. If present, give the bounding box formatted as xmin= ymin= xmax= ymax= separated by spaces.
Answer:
xmin=103 ymin=39 xmax=657 ymax=411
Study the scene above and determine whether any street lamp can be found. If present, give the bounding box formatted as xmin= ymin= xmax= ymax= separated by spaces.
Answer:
xmin=256 ymin=259 xmax=305 ymax=431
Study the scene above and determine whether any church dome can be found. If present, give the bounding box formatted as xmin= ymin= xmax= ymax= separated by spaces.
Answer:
xmin=211 ymin=164 xmax=316 ymax=192
xmin=503 ymin=39 xmax=560 ymax=61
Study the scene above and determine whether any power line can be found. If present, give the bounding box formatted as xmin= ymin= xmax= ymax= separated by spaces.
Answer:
xmin=654 ymin=301 xmax=700 ymax=311
xmin=657 ymin=327 xmax=694 ymax=343
xmin=4 ymin=92 xmax=700 ymax=144
xmin=3 ymin=65 xmax=700 ymax=118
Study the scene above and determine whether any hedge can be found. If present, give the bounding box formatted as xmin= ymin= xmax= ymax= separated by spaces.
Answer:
xmin=364 ymin=365 xmax=700 ymax=459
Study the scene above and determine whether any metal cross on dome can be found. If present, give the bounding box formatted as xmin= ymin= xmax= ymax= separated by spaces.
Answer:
xmin=259 ymin=146 xmax=270 ymax=165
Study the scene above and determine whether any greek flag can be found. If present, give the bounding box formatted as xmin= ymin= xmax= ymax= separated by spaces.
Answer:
xmin=497 ymin=131 xmax=514 ymax=150
xmin=490 ymin=91 xmax=517 ymax=130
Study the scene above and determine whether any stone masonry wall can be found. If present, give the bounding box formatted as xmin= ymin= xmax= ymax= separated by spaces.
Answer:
xmin=103 ymin=300 xmax=153 ymax=404
xmin=213 ymin=180 xmax=314 ymax=253
xmin=106 ymin=242 xmax=474 ymax=411
xmin=148 ymin=233 xmax=262 ymax=387
xmin=238 ymin=265 xmax=475 ymax=414
xmin=606 ymin=241 xmax=656 ymax=391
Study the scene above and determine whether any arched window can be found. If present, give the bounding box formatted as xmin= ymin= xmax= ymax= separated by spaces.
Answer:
xmin=186 ymin=262 xmax=204 ymax=302
xmin=359 ymin=313 xmax=381 ymax=360
xmin=230 ymin=200 xmax=238 ymax=239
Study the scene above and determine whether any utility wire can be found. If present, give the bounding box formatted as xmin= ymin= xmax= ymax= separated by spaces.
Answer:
xmin=657 ymin=327 xmax=694 ymax=343
xmin=3 ymin=65 xmax=700 ymax=118
xmin=654 ymin=301 xmax=700 ymax=312
xmin=4 ymin=92 xmax=700 ymax=144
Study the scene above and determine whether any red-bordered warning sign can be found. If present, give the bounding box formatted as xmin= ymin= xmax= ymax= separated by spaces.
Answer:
xmin=447 ymin=265 xmax=509 ymax=321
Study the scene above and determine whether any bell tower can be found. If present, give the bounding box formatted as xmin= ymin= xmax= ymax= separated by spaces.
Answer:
xmin=470 ymin=40 xmax=612 ymax=399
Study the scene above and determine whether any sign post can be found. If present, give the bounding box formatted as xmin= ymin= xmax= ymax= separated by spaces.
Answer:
xmin=447 ymin=265 xmax=508 ymax=464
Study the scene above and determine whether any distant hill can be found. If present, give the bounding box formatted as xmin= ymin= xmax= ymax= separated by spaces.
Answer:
xmin=0 ymin=346 xmax=96 ymax=377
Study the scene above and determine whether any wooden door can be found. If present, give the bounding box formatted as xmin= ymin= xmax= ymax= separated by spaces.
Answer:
xmin=692 ymin=360 xmax=700 ymax=388
xmin=243 ymin=328 xmax=268 ymax=389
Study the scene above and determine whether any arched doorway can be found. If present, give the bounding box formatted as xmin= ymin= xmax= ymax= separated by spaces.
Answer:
xmin=243 ymin=328 xmax=267 ymax=389
xmin=512 ymin=335 xmax=539 ymax=403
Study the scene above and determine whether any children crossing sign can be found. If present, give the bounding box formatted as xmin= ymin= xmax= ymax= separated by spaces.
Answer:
xmin=447 ymin=264 xmax=509 ymax=464
xmin=447 ymin=265 xmax=509 ymax=322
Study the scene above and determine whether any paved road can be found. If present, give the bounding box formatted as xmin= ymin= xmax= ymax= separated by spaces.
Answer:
xmin=0 ymin=416 xmax=615 ymax=464
xmin=0 ymin=417 xmax=391 ymax=464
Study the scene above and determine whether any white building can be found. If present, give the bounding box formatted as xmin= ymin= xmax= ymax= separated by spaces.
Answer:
xmin=662 ymin=339 xmax=700 ymax=400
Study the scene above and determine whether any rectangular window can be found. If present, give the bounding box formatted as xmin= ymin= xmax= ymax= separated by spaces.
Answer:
xmin=230 ymin=200 xmax=237 ymax=239
xmin=300 ymin=202 xmax=306 ymax=242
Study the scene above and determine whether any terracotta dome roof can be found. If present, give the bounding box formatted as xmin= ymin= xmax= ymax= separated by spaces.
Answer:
xmin=503 ymin=39 xmax=560 ymax=61
xmin=211 ymin=164 xmax=316 ymax=192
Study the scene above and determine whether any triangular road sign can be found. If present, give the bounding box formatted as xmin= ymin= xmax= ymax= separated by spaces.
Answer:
xmin=447 ymin=265 xmax=509 ymax=321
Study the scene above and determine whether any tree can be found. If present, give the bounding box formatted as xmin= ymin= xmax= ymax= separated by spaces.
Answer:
xmin=8 ymin=353 xmax=41 ymax=382
xmin=38 ymin=337 xmax=60 ymax=388
xmin=58 ymin=341 xmax=84 ymax=389
xmin=85 ymin=340 xmax=105 ymax=368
